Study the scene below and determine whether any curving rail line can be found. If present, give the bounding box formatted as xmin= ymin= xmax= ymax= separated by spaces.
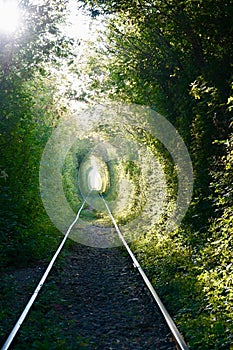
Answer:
xmin=1 ymin=194 xmax=189 ymax=350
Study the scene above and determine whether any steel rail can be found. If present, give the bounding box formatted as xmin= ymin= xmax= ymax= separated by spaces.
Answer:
xmin=1 ymin=196 xmax=89 ymax=350
xmin=101 ymin=194 xmax=189 ymax=350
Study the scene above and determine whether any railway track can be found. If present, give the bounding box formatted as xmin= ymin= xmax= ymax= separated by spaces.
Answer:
xmin=1 ymin=194 xmax=189 ymax=350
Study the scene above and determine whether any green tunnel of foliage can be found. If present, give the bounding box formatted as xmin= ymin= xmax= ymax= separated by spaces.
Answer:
xmin=0 ymin=0 xmax=233 ymax=349
xmin=78 ymin=1 xmax=233 ymax=348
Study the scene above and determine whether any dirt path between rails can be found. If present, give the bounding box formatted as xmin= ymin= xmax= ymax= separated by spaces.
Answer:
xmin=1 ymin=244 xmax=177 ymax=350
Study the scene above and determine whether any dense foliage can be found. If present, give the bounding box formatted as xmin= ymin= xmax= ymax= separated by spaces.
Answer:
xmin=0 ymin=1 xmax=82 ymax=345
xmin=77 ymin=1 xmax=233 ymax=348
xmin=0 ymin=0 xmax=73 ymax=266
xmin=0 ymin=0 xmax=232 ymax=349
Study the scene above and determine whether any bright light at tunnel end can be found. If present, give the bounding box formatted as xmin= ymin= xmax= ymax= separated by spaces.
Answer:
xmin=89 ymin=168 xmax=102 ymax=191
xmin=39 ymin=103 xmax=194 ymax=248
xmin=88 ymin=157 xmax=103 ymax=191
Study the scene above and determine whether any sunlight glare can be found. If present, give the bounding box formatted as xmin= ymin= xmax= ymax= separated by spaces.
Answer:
xmin=65 ymin=0 xmax=90 ymax=40
xmin=0 ymin=0 xmax=20 ymax=34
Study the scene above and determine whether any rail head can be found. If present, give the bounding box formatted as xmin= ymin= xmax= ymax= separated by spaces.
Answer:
xmin=100 ymin=194 xmax=189 ymax=350
xmin=2 ymin=191 xmax=189 ymax=350
xmin=1 ymin=194 xmax=90 ymax=350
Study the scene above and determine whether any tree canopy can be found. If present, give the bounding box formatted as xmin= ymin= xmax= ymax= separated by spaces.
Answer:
xmin=77 ymin=1 xmax=233 ymax=348
xmin=0 ymin=0 xmax=232 ymax=349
